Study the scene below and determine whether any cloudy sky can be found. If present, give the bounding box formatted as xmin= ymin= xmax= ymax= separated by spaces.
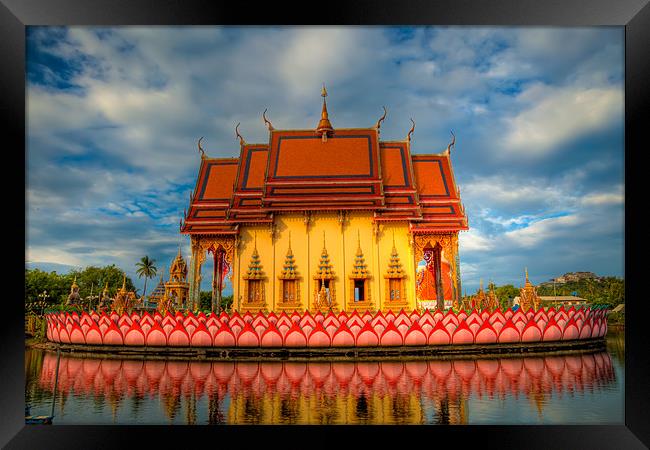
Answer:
xmin=25 ymin=26 xmax=624 ymax=294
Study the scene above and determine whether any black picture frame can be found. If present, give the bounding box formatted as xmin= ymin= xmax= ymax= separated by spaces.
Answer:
xmin=3 ymin=0 xmax=647 ymax=447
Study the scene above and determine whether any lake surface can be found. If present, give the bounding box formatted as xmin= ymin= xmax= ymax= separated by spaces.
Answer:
xmin=25 ymin=331 xmax=624 ymax=425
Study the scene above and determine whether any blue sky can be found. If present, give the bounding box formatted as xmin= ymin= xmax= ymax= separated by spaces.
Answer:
xmin=25 ymin=26 xmax=624 ymax=294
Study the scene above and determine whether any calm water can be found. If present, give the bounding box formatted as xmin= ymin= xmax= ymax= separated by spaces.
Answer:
xmin=25 ymin=331 xmax=624 ymax=425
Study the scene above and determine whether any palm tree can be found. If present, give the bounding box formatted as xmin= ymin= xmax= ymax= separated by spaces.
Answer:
xmin=135 ymin=256 xmax=157 ymax=304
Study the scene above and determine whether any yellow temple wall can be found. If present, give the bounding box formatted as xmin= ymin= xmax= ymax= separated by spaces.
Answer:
xmin=233 ymin=212 xmax=416 ymax=313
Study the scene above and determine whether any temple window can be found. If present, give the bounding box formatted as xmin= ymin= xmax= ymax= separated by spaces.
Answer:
xmin=384 ymin=240 xmax=407 ymax=311
xmin=354 ymin=280 xmax=366 ymax=301
xmin=241 ymin=239 xmax=266 ymax=310
xmin=348 ymin=231 xmax=372 ymax=311
xmin=278 ymin=234 xmax=301 ymax=308
xmin=313 ymin=233 xmax=337 ymax=312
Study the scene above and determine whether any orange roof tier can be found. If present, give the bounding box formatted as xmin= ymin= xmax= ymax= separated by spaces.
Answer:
xmin=181 ymin=92 xmax=468 ymax=235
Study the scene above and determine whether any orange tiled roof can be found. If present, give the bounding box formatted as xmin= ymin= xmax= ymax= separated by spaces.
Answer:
xmin=181 ymin=100 xmax=468 ymax=235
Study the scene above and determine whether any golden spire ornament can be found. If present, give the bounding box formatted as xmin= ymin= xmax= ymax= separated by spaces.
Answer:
xmin=316 ymin=84 xmax=334 ymax=142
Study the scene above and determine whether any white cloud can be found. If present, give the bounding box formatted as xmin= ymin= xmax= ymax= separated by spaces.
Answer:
xmin=459 ymin=229 xmax=494 ymax=252
xmin=502 ymin=214 xmax=582 ymax=248
xmin=502 ymin=83 xmax=623 ymax=156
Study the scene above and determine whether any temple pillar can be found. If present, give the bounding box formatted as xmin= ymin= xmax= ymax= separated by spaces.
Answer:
xmin=434 ymin=244 xmax=444 ymax=310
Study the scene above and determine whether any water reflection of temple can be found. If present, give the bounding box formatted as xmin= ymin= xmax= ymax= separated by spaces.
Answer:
xmin=34 ymin=351 xmax=616 ymax=425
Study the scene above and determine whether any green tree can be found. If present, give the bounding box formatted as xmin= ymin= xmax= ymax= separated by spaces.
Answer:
xmin=135 ymin=256 xmax=157 ymax=300
xmin=26 ymin=265 xmax=137 ymax=307
xmin=494 ymin=284 xmax=520 ymax=309
xmin=200 ymin=291 xmax=233 ymax=313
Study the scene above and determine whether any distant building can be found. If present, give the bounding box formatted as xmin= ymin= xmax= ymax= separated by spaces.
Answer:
xmin=514 ymin=295 xmax=588 ymax=308
xmin=544 ymin=272 xmax=600 ymax=285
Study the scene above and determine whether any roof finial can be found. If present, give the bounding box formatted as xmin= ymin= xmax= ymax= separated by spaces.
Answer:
xmin=374 ymin=106 xmax=388 ymax=132
xmin=262 ymin=108 xmax=275 ymax=131
xmin=407 ymin=118 xmax=416 ymax=142
xmin=316 ymin=84 xmax=334 ymax=141
xmin=446 ymin=130 xmax=456 ymax=153
xmin=357 ymin=229 xmax=361 ymax=250
xmin=254 ymin=231 xmax=257 ymax=250
xmin=235 ymin=123 xmax=245 ymax=146
xmin=525 ymin=267 xmax=529 ymax=281
xmin=288 ymin=231 xmax=292 ymax=251
xmin=323 ymin=230 xmax=326 ymax=249
xmin=197 ymin=136 xmax=206 ymax=159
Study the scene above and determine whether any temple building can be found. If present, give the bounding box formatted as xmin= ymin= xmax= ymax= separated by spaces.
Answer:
xmin=146 ymin=250 xmax=190 ymax=310
xmin=515 ymin=268 xmax=541 ymax=311
xmin=181 ymin=87 xmax=469 ymax=313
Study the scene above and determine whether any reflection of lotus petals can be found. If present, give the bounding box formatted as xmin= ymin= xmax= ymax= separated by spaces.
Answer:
xmin=476 ymin=359 xmax=500 ymax=378
xmin=452 ymin=321 xmax=474 ymax=345
xmin=429 ymin=321 xmax=451 ymax=345
xmin=284 ymin=362 xmax=307 ymax=383
xmin=454 ymin=360 xmax=476 ymax=381
xmin=260 ymin=362 xmax=283 ymax=383
xmin=428 ymin=360 xmax=453 ymax=379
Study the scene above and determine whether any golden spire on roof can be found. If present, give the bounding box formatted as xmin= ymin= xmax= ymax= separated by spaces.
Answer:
xmin=235 ymin=123 xmax=245 ymax=146
xmin=197 ymin=136 xmax=206 ymax=159
xmin=71 ymin=276 xmax=78 ymax=291
xmin=407 ymin=118 xmax=416 ymax=142
xmin=374 ymin=106 xmax=388 ymax=133
xmin=316 ymin=84 xmax=334 ymax=142
xmin=262 ymin=108 xmax=274 ymax=131
xmin=119 ymin=274 xmax=127 ymax=293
